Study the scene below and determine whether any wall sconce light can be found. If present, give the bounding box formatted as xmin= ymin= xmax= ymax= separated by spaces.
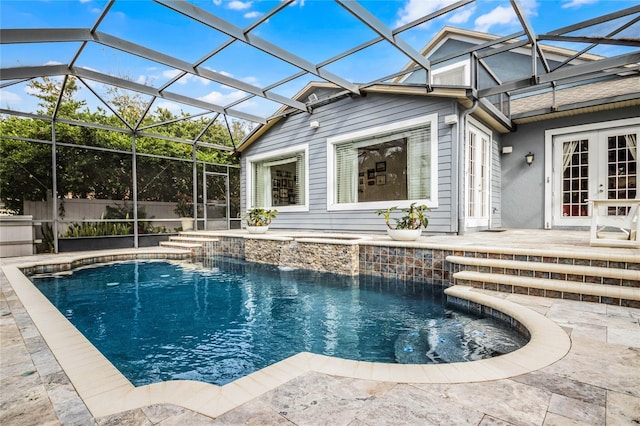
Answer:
xmin=309 ymin=120 xmax=320 ymax=129
xmin=525 ymin=152 xmax=535 ymax=166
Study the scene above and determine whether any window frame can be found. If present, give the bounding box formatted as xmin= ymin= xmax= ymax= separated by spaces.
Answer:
xmin=245 ymin=143 xmax=309 ymax=213
xmin=431 ymin=59 xmax=470 ymax=87
xmin=326 ymin=114 xmax=439 ymax=211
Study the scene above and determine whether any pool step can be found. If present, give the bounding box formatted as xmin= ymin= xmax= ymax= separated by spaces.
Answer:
xmin=160 ymin=241 xmax=202 ymax=249
xmin=169 ymin=236 xmax=219 ymax=243
xmin=447 ymin=255 xmax=640 ymax=307
xmin=446 ymin=255 xmax=640 ymax=285
xmin=159 ymin=235 xmax=220 ymax=256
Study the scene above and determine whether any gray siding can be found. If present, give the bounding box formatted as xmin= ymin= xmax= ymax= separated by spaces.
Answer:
xmin=241 ymin=92 xmax=457 ymax=234
xmin=491 ymin=135 xmax=502 ymax=229
xmin=500 ymin=106 xmax=639 ymax=229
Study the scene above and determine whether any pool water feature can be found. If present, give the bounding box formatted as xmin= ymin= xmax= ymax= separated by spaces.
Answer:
xmin=31 ymin=259 xmax=527 ymax=386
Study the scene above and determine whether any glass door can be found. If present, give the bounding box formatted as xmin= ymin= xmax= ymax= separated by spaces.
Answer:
xmin=552 ymin=126 xmax=638 ymax=226
xmin=203 ymin=172 xmax=228 ymax=230
xmin=466 ymin=124 xmax=491 ymax=228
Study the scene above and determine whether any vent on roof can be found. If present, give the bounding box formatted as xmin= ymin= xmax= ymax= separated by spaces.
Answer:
xmin=307 ymin=93 xmax=319 ymax=103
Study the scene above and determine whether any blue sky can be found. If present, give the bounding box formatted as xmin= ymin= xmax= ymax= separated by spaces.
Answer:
xmin=1 ymin=0 xmax=638 ymax=121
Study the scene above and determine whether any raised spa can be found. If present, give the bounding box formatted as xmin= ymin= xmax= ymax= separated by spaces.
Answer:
xmin=31 ymin=259 xmax=527 ymax=386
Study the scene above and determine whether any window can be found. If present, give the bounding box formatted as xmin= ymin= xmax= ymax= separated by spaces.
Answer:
xmin=327 ymin=115 xmax=438 ymax=211
xmin=431 ymin=60 xmax=470 ymax=86
xmin=246 ymin=145 xmax=308 ymax=211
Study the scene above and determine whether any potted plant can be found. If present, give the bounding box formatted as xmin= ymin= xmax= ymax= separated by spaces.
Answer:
xmin=174 ymin=192 xmax=194 ymax=231
xmin=243 ymin=208 xmax=278 ymax=234
xmin=377 ymin=202 xmax=430 ymax=241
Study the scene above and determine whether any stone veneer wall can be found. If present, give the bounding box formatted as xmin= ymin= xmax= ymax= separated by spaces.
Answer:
xmin=204 ymin=235 xmax=456 ymax=282
xmin=19 ymin=251 xmax=191 ymax=276
xmin=245 ymin=238 xmax=360 ymax=275
xmin=359 ymin=245 xmax=454 ymax=286
xmin=208 ymin=236 xmax=245 ymax=258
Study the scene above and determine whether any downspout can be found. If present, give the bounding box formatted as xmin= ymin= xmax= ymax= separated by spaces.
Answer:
xmin=457 ymin=99 xmax=479 ymax=236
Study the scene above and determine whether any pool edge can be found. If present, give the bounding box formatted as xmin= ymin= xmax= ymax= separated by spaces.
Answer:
xmin=3 ymin=251 xmax=571 ymax=420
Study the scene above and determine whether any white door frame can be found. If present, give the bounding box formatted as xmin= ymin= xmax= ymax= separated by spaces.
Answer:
xmin=544 ymin=117 xmax=640 ymax=229
xmin=465 ymin=117 xmax=492 ymax=229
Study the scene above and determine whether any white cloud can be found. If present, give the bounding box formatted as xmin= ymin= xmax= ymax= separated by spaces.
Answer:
xmin=43 ymin=60 xmax=63 ymax=66
xmin=155 ymin=101 xmax=182 ymax=113
xmin=162 ymin=69 xmax=184 ymax=80
xmin=242 ymin=76 xmax=259 ymax=85
xmin=449 ymin=6 xmax=475 ymax=24
xmin=79 ymin=0 xmax=91 ymax=3
xmin=244 ymin=11 xmax=261 ymax=19
xmin=228 ymin=1 xmax=252 ymax=11
xmin=0 ymin=90 xmax=22 ymax=105
xmin=474 ymin=5 xmax=517 ymax=32
xmin=517 ymin=0 xmax=539 ymax=16
xmin=24 ymin=84 xmax=43 ymax=96
xmin=77 ymin=65 xmax=98 ymax=73
xmin=395 ymin=0 xmax=459 ymax=28
xmin=162 ymin=70 xmax=202 ymax=85
xmin=562 ymin=0 xmax=597 ymax=8
xmin=213 ymin=0 xmax=222 ymax=5
xmin=136 ymin=75 xmax=146 ymax=84
xmin=198 ymin=89 xmax=247 ymax=105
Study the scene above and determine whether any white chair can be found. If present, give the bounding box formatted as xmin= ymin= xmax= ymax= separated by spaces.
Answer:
xmin=589 ymin=199 xmax=640 ymax=248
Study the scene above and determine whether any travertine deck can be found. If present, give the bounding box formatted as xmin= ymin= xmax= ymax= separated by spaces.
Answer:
xmin=2 ymin=231 xmax=639 ymax=425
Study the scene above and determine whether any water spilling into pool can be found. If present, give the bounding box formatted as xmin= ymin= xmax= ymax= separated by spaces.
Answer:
xmin=31 ymin=258 xmax=527 ymax=386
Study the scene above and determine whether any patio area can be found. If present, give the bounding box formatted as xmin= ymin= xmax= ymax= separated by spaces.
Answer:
xmin=1 ymin=230 xmax=639 ymax=425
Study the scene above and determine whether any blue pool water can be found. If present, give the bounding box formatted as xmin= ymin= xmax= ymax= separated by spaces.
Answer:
xmin=32 ymin=259 xmax=527 ymax=386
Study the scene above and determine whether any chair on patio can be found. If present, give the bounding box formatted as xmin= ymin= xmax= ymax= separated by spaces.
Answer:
xmin=589 ymin=199 xmax=640 ymax=248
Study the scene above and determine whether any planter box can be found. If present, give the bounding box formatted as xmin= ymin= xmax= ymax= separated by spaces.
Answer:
xmin=57 ymin=234 xmax=173 ymax=253
xmin=0 ymin=215 xmax=34 ymax=257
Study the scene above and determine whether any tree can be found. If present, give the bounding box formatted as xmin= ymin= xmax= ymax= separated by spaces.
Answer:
xmin=0 ymin=76 xmax=245 ymax=215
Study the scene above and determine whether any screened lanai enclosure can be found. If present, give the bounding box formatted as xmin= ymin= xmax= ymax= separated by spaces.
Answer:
xmin=1 ymin=0 xmax=639 ymax=253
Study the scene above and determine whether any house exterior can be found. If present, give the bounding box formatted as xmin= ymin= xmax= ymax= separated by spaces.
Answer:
xmin=237 ymin=27 xmax=640 ymax=235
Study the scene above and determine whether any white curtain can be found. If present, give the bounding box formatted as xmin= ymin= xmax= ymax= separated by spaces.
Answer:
xmin=562 ymin=140 xmax=579 ymax=172
xmin=335 ymin=144 xmax=357 ymax=204
xmin=407 ymin=126 xmax=431 ymax=200
xmin=253 ymin=162 xmax=266 ymax=208
xmin=625 ymin=134 xmax=637 ymax=161
xmin=295 ymin=151 xmax=305 ymax=205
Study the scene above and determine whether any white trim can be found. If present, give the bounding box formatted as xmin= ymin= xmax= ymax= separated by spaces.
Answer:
xmin=327 ymin=114 xmax=439 ymax=212
xmin=431 ymin=59 xmax=470 ymax=86
xmin=245 ymin=143 xmax=309 ymax=213
xmin=544 ymin=117 xmax=640 ymax=228
xmin=465 ymin=117 xmax=493 ymax=228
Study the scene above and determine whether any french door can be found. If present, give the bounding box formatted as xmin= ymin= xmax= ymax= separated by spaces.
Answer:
xmin=552 ymin=125 xmax=638 ymax=227
xmin=466 ymin=122 xmax=491 ymax=228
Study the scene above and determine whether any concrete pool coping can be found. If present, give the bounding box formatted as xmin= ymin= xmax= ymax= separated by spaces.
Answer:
xmin=2 ymin=249 xmax=571 ymax=420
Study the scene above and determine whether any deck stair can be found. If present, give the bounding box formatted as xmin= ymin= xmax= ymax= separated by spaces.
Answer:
xmin=447 ymin=255 xmax=640 ymax=307
xmin=159 ymin=233 xmax=219 ymax=256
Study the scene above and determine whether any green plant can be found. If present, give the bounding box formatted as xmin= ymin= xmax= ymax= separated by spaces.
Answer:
xmin=376 ymin=202 xmax=430 ymax=230
xmin=61 ymin=214 xmax=133 ymax=237
xmin=242 ymin=208 xmax=278 ymax=226
xmin=173 ymin=192 xmax=194 ymax=217
xmin=105 ymin=202 xmax=165 ymax=234
xmin=41 ymin=223 xmax=55 ymax=253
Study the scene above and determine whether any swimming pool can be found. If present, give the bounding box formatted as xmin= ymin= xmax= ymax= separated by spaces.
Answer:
xmin=31 ymin=258 xmax=527 ymax=386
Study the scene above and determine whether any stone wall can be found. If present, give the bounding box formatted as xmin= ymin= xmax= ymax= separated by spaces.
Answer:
xmin=204 ymin=234 xmax=464 ymax=283
xmin=359 ymin=245 xmax=453 ymax=286
xmin=244 ymin=238 xmax=360 ymax=275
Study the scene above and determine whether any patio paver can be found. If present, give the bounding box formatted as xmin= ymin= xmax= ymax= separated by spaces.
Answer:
xmin=1 ymin=232 xmax=639 ymax=425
